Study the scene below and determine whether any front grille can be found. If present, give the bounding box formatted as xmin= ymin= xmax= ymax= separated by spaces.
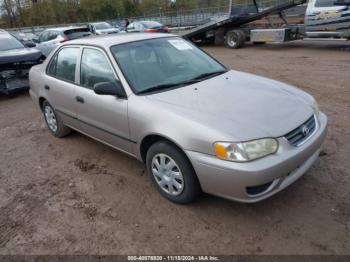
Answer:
xmin=284 ymin=115 xmax=316 ymax=146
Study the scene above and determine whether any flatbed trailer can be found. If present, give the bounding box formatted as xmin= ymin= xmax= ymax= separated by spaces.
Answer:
xmin=183 ymin=0 xmax=350 ymax=48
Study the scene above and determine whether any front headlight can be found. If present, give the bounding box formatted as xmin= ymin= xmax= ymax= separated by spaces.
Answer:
xmin=214 ymin=138 xmax=278 ymax=162
xmin=313 ymin=100 xmax=320 ymax=118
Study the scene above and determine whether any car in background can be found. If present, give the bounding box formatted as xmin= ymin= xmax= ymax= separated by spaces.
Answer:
xmin=10 ymin=32 xmax=37 ymax=48
xmin=88 ymin=22 xmax=120 ymax=35
xmin=0 ymin=30 xmax=44 ymax=95
xmin=126 ymin=21 xmax=169 ymax=33
xmin=34 ymin=26 xmax=92 ymax=57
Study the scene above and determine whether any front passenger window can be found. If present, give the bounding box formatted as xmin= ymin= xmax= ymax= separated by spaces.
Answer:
xmin=80 ymin=48 xmax=118 ymax=89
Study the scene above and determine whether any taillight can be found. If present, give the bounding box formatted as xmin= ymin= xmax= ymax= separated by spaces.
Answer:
xmin=60 ymin=35 xmax=69 ymax=43
xmin=163 ymin=26 xmax=169 ymax=33
xmin=146 ymin=28 xmax=158 ymax=33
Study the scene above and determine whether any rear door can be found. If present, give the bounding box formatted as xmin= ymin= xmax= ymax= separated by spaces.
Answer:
xmin=44 ymin=46 xmax=80 ymax=128
xmin=75 ymin=46 xmax=132 ymax=153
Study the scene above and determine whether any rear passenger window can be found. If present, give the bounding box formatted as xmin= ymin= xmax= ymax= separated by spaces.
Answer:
xmin=80 ymin=48 xmax=118 ymax=89
xmin=47 ymin=47 xmax=79 ymax=82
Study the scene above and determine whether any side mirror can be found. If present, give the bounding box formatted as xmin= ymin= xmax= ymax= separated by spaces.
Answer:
xmin=93 ymin=81 xmax=127 ymax=98
xmin=24 ymin=42 xmax=36 ymax=48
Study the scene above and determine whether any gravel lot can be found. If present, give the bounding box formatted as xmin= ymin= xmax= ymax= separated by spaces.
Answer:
xmin=0 ymin=40 xmax=349 ymax=255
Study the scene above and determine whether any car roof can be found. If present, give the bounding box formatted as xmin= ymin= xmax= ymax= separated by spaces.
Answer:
xmin=44 ymin=26 xmax=87 ymax=32
xmin=64 ymin=33 xmax=176 ymax=48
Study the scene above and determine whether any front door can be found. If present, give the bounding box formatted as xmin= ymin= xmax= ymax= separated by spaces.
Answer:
xmin=75 ymin=47 xmax=132 ymax=154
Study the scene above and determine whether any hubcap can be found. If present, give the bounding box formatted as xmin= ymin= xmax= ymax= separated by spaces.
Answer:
xmin=151 ymin=153 xmax=184 ymax=196
xmin=228 ymin=34 xmax=237 ymax=47
xmin=44 ymin=105 xmax=58 ymax=133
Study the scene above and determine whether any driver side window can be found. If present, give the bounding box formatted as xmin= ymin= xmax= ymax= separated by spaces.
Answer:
xmin=80 ymin=48 xmax=118 ymax=90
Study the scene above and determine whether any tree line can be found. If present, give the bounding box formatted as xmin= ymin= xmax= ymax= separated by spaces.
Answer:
xmin=0 ymin=0 xmax=229 ymax=29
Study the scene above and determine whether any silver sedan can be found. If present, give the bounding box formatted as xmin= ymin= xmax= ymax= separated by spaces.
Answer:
xmin=29 ymin=33 xmax=327 ymax=204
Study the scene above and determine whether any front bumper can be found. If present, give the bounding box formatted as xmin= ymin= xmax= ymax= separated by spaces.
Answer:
xmin=0 ymin=70 xmax=30 ymax=95
xmin=186 ymin=112 xmax=328 ymax=203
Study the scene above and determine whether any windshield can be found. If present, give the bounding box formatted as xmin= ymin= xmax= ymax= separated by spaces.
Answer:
xmin=0 ymin=34 xmax=24 ymax=51
xmin=94 ymin=22 xmax=113 ymax=30
xmin=111 ymin=37 xmax=226 ymax=94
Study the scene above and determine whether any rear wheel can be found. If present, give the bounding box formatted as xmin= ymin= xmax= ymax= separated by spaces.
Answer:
xmin=146 ymin=141 xmax=201 ymax=204
xmin=225 ymin=30 xmax=245 ymax=49
xmin=42 ymin=101 xmax=71 ymax=138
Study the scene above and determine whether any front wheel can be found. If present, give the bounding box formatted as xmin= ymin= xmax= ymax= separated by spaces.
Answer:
xmin=146 ymin=141 xmax=201 ymax=204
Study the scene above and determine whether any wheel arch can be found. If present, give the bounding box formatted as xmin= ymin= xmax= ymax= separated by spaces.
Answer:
xmin=38 ymin=96 xmax=47 ymax=111
xmin=139 ymin=133 xmax=187 ymax=163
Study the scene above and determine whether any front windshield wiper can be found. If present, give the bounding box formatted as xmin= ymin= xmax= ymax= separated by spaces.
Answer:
xmin=137 ymin=70 xmax=227 ymax=95
xmin=191 ymin=70 xmax=227 ymax=81
xmin=137 ymin=79 xmax=201 ymax=95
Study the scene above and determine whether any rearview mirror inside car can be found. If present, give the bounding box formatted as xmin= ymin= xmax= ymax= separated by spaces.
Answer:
xmin=93 ymin=81 xmax=126 ymax=98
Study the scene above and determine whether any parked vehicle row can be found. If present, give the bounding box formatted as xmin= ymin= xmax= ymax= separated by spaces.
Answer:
xmin=29 ymin=33 xmax=327 ymax=204
xmin=31 ymin=20 xmax=169 ymax=57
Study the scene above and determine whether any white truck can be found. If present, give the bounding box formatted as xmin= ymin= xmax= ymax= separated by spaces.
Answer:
xmin=184 ymin=0 xmax=350 ymax=48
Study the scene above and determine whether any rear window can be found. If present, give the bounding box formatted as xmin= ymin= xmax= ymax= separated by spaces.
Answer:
xmin=47 ymin=47 xmax=79 ymax=82
xmin=0 ymin=34 xmax=24 ymax=51
xmin=64 ymin=28 xmax=91 ymax=40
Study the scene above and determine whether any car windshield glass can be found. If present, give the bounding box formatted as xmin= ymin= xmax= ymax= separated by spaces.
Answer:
xmin=94 ymin=23 xmax=113 ymax=30
xmin=111 ymin=37 xmax=226 ymax=94
xmin=0 ymin=34 xmax=24 ymax=51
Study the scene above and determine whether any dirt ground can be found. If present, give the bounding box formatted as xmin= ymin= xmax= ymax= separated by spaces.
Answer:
xmin=0 ymin=40 xmax=349 ymax=255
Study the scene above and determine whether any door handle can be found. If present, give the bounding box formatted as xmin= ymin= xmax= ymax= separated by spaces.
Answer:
xmin=76 ymin=96 xmax=85 ymax=104
xmin=44 ymin=85 xmax=50 ymax=90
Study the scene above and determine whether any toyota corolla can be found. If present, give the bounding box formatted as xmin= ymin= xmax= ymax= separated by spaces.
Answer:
xmin=29 ymin=33 xmax=327 ymax=204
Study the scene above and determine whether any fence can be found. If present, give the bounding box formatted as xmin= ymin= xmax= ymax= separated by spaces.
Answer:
xmin=6 ymin=0 xmax=306 ymax=35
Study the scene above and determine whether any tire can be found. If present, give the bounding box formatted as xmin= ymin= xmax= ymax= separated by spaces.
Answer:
xmin=146 ymin=141 xmax=201 ymax=204
xmin=225 ymin=30 xmax=245 ymax=49
xmin=42 ymin=101 xmax=71 ymax=138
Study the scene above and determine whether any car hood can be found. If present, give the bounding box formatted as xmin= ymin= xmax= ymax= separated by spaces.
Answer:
xmin=146 ymin=70 xmax=314 ymax=141
xmin=0 ymin=48 xmax=42 ymax=64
